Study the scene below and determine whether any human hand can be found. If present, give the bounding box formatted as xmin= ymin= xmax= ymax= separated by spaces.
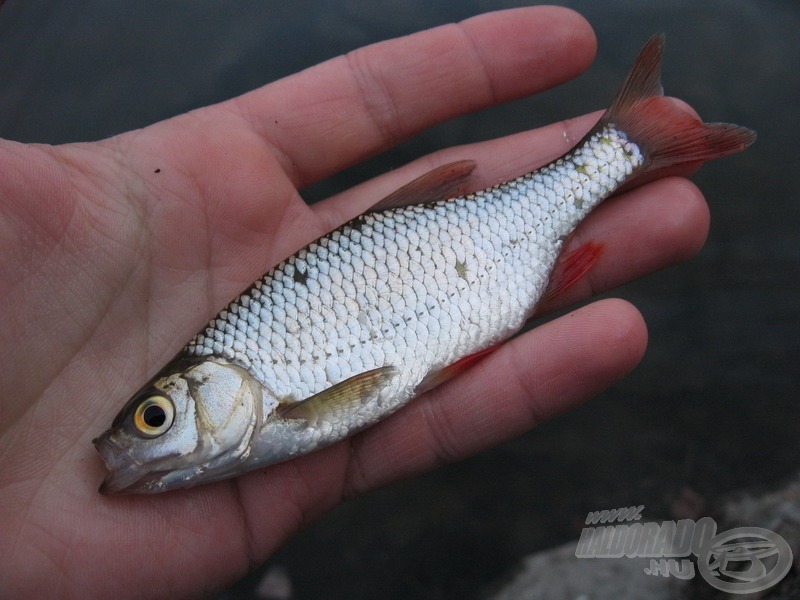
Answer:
xmin=0 ymin=7 xmax=710 ymax=598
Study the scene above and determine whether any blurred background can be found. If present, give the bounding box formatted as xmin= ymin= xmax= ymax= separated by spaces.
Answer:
xmin=0 ymin=1 xmax=796 ymax=598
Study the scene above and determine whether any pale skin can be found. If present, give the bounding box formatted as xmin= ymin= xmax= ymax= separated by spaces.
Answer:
xmin=0 ymin=7 xmax=710 ymax=598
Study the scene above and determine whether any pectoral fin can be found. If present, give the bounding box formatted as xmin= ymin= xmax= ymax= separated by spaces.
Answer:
xmin=277 ymin=366 xmax=398 ymax=426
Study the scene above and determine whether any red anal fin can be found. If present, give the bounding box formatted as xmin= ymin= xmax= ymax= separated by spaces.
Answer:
xmin=415 ymin=345 xmax=497 ymax=396
xmin=368 ymin=160 xmax=476 ymax=213
xmin=541 ymin=241 xmax=603 ymax=305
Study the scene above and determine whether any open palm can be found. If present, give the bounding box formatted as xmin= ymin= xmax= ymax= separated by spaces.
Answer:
xmin=0 ymin=7 xmax=710 ymax=598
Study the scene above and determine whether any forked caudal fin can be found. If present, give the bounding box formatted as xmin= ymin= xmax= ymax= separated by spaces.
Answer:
xmin=596 ymin=35 xmax=755 ymax=176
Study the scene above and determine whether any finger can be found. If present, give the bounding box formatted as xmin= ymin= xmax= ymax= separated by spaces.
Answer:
xmin=310 ymin=111 xmax=605 ymax=231
xmin=228 ymin=6 xmax=596 ymax=187
xmin=536 ymin=176 xmax=710 ymax=314
xmin=341 ymin=298 xmax=647 ymax=495
xmin=312 ymin=116 xmax=709 ymax=311
xmin=229 ymin=297 xmax=646 ymax=561
xmin=311 ymin=97 xmax=701 ymax=230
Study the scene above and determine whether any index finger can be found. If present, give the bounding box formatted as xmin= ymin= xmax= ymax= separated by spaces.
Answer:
xmin=227 ymin=6 xmax=596 ymax=188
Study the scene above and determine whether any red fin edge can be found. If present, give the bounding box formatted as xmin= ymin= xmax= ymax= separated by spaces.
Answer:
xmin=415 ymin=345 xmax=498 ymax=395
xmin=600 ymin=35 xmax=755 ymax=175
xmin=542 ymin=240 xmax=603 ymax=304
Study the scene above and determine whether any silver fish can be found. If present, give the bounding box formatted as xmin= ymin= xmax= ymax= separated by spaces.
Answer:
xmin=94 ymin=36 xmax=754 ymax=494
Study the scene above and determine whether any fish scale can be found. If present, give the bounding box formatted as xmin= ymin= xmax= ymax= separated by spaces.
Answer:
xmin=184 ymin=127 xmax=642 ymax=444
xmin=94 ymin=36 xmax=755 ymax=493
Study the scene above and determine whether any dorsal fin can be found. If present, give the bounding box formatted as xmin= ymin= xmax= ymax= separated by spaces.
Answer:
xmin=368 ymin=159 xmax=476 ymax=213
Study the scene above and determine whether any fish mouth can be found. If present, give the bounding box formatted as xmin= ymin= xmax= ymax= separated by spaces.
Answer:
xmin=93 ymin=433 xmax=160 ymax=495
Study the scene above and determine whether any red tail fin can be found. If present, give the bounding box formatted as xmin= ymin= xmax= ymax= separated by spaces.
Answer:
xmin=599 ymin=35 xmax=755 ymax=175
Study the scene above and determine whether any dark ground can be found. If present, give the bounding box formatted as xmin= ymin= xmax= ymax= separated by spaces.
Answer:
xmin=0 ymin=1 xmax=796 ymax=598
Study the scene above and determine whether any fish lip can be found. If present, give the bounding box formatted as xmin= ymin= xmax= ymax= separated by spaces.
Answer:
xmin=98 ymin=471 xmax=160 ymax=495
xmin=98 ymin=473 xmax=140 ymax=495
xmin=94 ymin=432 xmax=154 ymax=495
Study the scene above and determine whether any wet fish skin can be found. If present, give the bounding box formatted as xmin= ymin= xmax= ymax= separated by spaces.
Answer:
xmin=187 ymin=127 xmax=640 ymax=448
xmin=94 ymin=36 xmax=754 ymax=494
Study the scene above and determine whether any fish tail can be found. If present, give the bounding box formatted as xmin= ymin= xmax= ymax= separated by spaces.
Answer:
xmin=599 ymin=35 xmax=755 ymax=179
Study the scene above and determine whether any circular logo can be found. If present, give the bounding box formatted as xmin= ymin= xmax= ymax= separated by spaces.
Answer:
xmin=697 ymin=527 xmax=793 ymax=594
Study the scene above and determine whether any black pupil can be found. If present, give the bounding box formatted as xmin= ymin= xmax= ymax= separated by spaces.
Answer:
xmin=143 ymin=404 xmax=166 ymax=428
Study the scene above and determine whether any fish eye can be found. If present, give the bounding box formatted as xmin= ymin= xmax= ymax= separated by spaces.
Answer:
xmin=133 ymin=395 xmax=174 ymax=438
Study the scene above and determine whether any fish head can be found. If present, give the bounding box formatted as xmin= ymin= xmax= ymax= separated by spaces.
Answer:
xmin=94 ymin=358 xmax=262 ymax=494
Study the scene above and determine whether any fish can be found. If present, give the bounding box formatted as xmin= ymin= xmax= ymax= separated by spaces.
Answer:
xmin=93 ymin=36 xmax=754 ymax=494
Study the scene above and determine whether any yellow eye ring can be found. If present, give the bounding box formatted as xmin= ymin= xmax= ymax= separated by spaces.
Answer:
xmin=133 ymin=395 xmax=174 ymax=438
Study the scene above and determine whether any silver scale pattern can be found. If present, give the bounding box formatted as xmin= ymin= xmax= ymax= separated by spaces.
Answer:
xmin=185 ymin=126 xmax=643 ymax=442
